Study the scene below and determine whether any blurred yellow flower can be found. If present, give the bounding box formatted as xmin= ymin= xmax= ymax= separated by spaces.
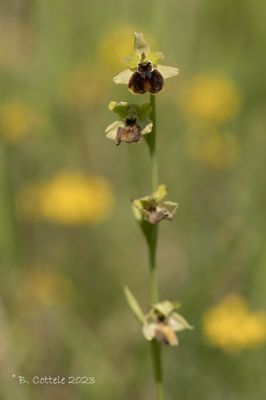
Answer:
xmin=0 ymin=99 xmax=45 ymax=143
xmin=203 ymin=294 xmax=266 ymax=352
xmin=98 ymin=25 xmax=156 ymax=72
xmin=185 ymin=127 xmax=240 ymax=170
xmin=18 ymin=170 xmax=114 ymax=224
xmin=181 ymin=74 xmax=241 ymax=123
xmin=17 ymin=267 xmax=74 ymax=308
xmin=61 ymin=62 xmax=109 ymax=110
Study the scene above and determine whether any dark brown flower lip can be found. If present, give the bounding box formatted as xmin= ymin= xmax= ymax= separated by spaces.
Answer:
xmin=128 ymin=68 xmax=164 ymax=95
xmin=115 ymin=124 xmax=142 ymax=145
xmin=148 ymin=208 xmax=165 ymax=224
xmin=143 ymin=206 xmax=174 ymax=224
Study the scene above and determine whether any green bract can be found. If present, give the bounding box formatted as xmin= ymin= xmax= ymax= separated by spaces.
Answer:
xmin=143 ymin=301 xmax=193 ymax=346
xmin=124 ymin=286 xmax=145 ymax=324
xmin=132 ymin=184 xmax=178 ymax=224
xmin=105 ymin=101 xmax=153 ymax=145
xmin=113 ymin=33 xmax=179 ymax=94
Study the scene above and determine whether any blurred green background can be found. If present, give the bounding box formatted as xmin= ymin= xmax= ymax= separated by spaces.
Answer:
xmin=0 ymin=0 xmax=266 ymax=399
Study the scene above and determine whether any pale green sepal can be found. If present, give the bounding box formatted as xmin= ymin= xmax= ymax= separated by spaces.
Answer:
xmin=143 ymin=322 xmax=157 ymax=341
xmin=108 ymin=101 xmax=129 ymax=118
xmin=134 ymin=32 xmax=150 ymax=55
xmin=113 ymin=69 xmax=132 ymax=84
xmin=163 ymin=200 xmax=179 ymax=216
xmin=154 ymin=184 xmax=167 ymax=202
xmin=157 ymin=64 xmax=179 ymax=79
xmin=133 ymin=185 xmax=167 ymax=211
xmin=139 ymin=120 xmax=153 ymax=135
xmin=105 ymin=121 xmax=123 ymax=140
xmin=124 ymin=286 xmax=145 ymax=324
xmin=132 ymin=200 xmax=142 ymax=221
xmin=154 ymin=300 xmax=175 ymax=317
xmin=169 ymin=312 xmax=194 ymax=331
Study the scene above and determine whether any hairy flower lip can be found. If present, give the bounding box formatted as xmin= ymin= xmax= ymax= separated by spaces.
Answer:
xmin=115 ymin=124 xmax=142 ymax=145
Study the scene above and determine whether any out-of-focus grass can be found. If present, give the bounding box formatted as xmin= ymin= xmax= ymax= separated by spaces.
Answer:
xmin=0 ymin=0 xmax=266 ymax=399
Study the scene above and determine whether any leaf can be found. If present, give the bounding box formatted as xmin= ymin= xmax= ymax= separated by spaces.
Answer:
xmin=124 ymin=286 xmax=145 ymax=324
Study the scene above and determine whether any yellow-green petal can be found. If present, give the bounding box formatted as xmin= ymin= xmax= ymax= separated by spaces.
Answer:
xmin=153 ymin=184 xmax=167 ymax=202
xmin=123 ymin=53 xmax=141 ymax=69
xmin=148 ymin=51 xmax=165 ymax=65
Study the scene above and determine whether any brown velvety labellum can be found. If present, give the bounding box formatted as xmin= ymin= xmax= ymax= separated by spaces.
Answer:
xmin=148 ymin=208 xmax=165 ymax=224
xmin=116 ymin=125 xmax=142 ymax=145
xmin=149 ymin=70 xmax=164 ymax=94
xmin=128 ymin=69 xmax=164 ymax=94
xmin=128 ymin=72 xmax=148 ymax=94
xmin=155 ymin=323 xmax=177 ymax=346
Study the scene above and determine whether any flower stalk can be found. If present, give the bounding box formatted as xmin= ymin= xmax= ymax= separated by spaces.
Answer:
xmin=106 ymin=32 xmax=192 ymax=400
xmin=146 ymin=94 xmax=164 ymax=400
xmin=146 ymin=94 xmax=159 ymax=192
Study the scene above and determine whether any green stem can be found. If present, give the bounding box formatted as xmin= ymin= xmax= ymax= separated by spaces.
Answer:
xmin=146 ymin=94 xmax=164 ymax=400
xmin=146 ymin=94 xmax=158 ymax=192
xmin=150 ymin=341 xmax=164 ymax=400
xmin=148 ymin=223 xmax=158 ymax=303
